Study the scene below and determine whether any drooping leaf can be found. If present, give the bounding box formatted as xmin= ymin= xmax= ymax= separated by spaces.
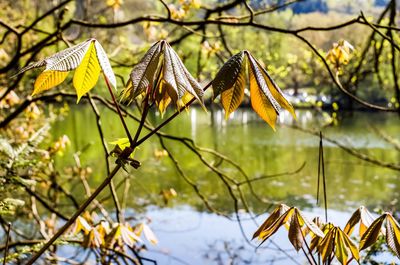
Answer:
xmin=94 ymin=41 xmax=117 ymax=89
xmin=359 ymin=214 xmax=386 ymax=251
xmin=258 ymin=60 xmax=296 ymax=119
xmin=46 ymin=40 xmax=92 ymax=71
xmin=335 ymin=228 xmax=348 ymax=265
xmin=16 ymin=40 xmax=91 ymax=75
xmin=288 ymin=213 xmax=304 ymax=251
xmin=341 ymin=228 xmax=360 ymax=263
xmin=163 ymin=43 xmax=202 ymax=104
xmin=139 ymin=223 xmax=159 ymax=245
xmin=256 ymin=207 xmax=295 ymax=243
xmin=121 ymin=40 xmax=205 ymax=113
xmin=14 ymin=38 xmax=116 ymax=101
xmin=73 ymin=41 xmax=101 ymax=102
xmin=248 ymin=61 xmax=278 ymax=130
xmin=318 ymin=226 xmax=335 ymax=263
xmin=72 ymin=216 xmax=92 ymax=235
xmin=386 ymin=214 xmax=400 ymax=258
xmin=33 ymin=70 xmax=69 ymax=96
xmin=344 ymin=206 xmax=375 ymax=237
xmin=297 ymin=210 xmax=325 ymax=238
xmin=212 ymin=51 xmax=245 ymax=98
xmin=253 ymin=204 xmax=290 ymax=240
xmin=220 ymin=57 xmax=246 ymax=119
xmin=82 ymin=228 xmax=103 ymax=248
xmin=122 ymin=42 xmax=162 ymax=102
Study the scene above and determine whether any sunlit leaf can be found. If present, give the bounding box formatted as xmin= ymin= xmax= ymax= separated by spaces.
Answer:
xmin=310 ymin=222 xmax=331 ymax=252
xmin=122 ymin=42 xmax=162 ymax=102
xmin=341 ymin=227 xmax=360 ymax=262
xmin=360 ymin=214 xmax=386 ymax=251
xmin=14 ymin=38 xmax=116 ymax=101
xmin=288 ymin=213 xmax=303 ymax=251
xmin=220 ymin=57 xmax=246 ymax=119
xmin=138 ymin=223 xmax=158 ymax=245
xmin=73 ymin=41 xmax=101 ymax=102
xmin=72 ymin=216 xmax=92 ymax=235
xmin=82 ymin=228 xmax=103 ymax=248
xmin=252 ymin=204 xmax=290 ymax=240
xmin=16 ymin=40 xmax=91 ymax=75
xmin=335 ymin=228 xmax=348 ymax=265
xmin=94 ymin=41 xmax=117 ymax=89
xmin=318 ymin=226 xmax=335 ymax=263
xmin=258 ymin=60 xmax=296 ymax=119
xmin=297 ymin=210 xmax=324 ymax=238
xmin=248 ymin=60 xmax=278 ymax=130
xmin=386 ymin=214 xmax=400 ymax=258
xmin=107 ymin=223 xmax=142 ymax=248
xmin=212 ymin=51 xmax=245 ymax=98
xmin=163 ymin=43 xmax=203 ymax=105
xmin=33 ymin=70 xmax=69 ymax=96
xmin=256 ymin=207 xmax=294 ymax=243
xmin=344 ymin=206 xmax=375 ymax=237
xmin=121 ymin=40 xmax=205 ymax=113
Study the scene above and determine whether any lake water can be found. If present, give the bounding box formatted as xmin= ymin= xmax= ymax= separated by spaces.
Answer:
xmin=52 ymin=106 xmax=400 ymax=264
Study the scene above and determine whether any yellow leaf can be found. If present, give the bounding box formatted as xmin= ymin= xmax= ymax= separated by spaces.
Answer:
xmin=72 ymin=216 xmax=92 ymax=235
xmin=33 ymin=70 xmax=69 ymax=96
xmin=221 ymin=61 xmax=246 ymax=119
xmin=386 ymin=214 xmax=400 ymax=258
xmin=253 ymin=204 xmax=290 ymax=240
xmin=360 ymin=214 xmax=386 ymax=251
xmin=249 ymin=65 xmax=277 ymax=130
xmin=257 ymin=208 xmax=295 ymax=242
xmin=318 ymin=227 xmax=335 ymax=263
xmin=335 ymin=229 xmax=348 ymax=265
xmin=260 ymin=64 xmax=296 ymax=119
xmin=341 ymin=228 xmax=360 ymax=262
xmin=73 ymin=41 xmax=101 ymax=102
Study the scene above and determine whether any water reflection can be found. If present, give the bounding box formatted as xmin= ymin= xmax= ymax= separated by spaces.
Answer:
xmin=52 ymin=107 xmax=399 ymax=214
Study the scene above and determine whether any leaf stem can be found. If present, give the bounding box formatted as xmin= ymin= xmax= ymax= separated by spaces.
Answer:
xmin=3 ymin=223 xmax=11 ymax=265
xmin=103 ymin=74 xmax=134 ymax=146
xmin=135 ymin=81 xmax=212 ymax=147
xmin=24 ymin=80 xmax=210 ymax=265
